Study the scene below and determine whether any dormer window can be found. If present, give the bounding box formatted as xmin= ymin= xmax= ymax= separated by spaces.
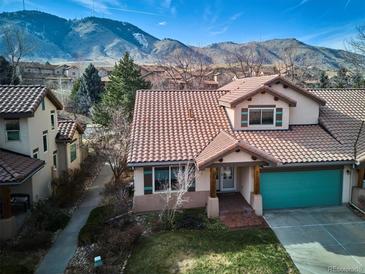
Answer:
xmin=249 ymin=108 xmax=274 ymax=125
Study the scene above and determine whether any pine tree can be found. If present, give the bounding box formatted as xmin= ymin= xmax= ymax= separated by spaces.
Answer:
xmin=94 ymin=52 xmax=151 ymax=124
xmin=351 ymin=72 xmax=365 ymax=88
xmin=73 ymin=64 xmax=103 ymax=116
xmin=0 ymin=56 xmax=12 ymax=84
xmin=318 ymin=71 xmax=330 ymax=88
xmin=334 ymin=67 xmax=349 ymax=88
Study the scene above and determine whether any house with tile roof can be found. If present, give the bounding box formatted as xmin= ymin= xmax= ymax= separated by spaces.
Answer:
xmin=128 ymin=75 xmax=365 ymax=217
xmin=0 ymin=85 xmax=85 ymax=239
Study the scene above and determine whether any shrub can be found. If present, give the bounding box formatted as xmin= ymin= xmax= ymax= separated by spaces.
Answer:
xmin=30 ymin=200 xmax=70 ymax=232
xmin=0 ymin=264 xmax=33 ymax=274
xmin=13 ymin=230 xmax=53 ymax=251
xmin=52 ymin=168 xmax=87 ymax=207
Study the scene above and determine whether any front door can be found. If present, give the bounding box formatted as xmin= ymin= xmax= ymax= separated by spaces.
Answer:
xmin=220 ymin=167 xmax=235 ymax=192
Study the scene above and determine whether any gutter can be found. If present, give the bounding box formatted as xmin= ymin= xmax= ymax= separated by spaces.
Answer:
xmin=262 ymin=160 xmax=356 ymax=169
xmin=128 ymin=160 xmax=190 ymax=168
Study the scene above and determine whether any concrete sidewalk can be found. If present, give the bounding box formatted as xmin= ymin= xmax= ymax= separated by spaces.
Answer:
xmin=36 ymin=164 xmax=113 ymax=274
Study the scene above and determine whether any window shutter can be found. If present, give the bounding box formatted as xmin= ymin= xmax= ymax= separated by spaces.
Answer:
xmin=276 ymin=108 xmax=283 ymax=127
xmin=241 ymin=108 xmax=248 ymax=127
xmin=144 ymin=167 xmax=153 ymax=194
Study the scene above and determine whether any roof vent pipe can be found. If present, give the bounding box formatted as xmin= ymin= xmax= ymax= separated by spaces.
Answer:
xmin=188 ymin=108 xmax=193 ymax=120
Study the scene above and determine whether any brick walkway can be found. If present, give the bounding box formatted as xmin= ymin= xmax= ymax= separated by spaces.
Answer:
xmin=218 ymin=192 xmax=267 ymax=229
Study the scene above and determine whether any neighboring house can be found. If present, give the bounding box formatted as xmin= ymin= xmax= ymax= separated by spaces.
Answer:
xmin=56 ymin=119 xmax=85 ymax=176
xmin=0 ymin=85 xmax=85 ymax=239
xmin=128 ymin=75 xmax=365 ymax=217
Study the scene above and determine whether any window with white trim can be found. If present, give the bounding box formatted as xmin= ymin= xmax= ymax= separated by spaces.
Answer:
xmin=33 ymin=148 xmax=39 ymax=159
xmin=248 ymin=108 xmax=274 ymax=125
xmin=6 ymin=119 xmax=20 ymax=141
xmin=153 ymin=166 xmax=195 ymax=192
xmin=42 ymin=131 xmax=48 ymax=152
xmin=50 ymin=110 xmax=55 ymax=130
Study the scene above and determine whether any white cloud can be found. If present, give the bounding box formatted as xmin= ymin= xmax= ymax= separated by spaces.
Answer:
xmin=71 ymin=0 xmax=158 ymax=16
xmin=209 ymin=11 xmax=243 ymax=36
xmin=283 ymin=0 xmax=309 ymax=13
xmin=158 ymin=21 xmax=167 ymax=26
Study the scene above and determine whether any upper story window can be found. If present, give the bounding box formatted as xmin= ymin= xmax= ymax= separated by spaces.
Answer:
xmin=70 ymin=142 xmax=77 ymax=162
xmin=42 ymin=130 xmax=48 ymax=152
xmin=50 ymin=110 xmax=56 ymax=130
xmin=41 ymin=98 xmax=45 ymax=111
xmin=249 ymin=108 xmax=274 ymax=125
xmin=6 ymin=120 xmax=20 ymax=141
xmin=53 ymin=150 xmax=57 ymax=167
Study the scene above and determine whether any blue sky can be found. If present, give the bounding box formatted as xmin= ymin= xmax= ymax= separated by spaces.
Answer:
xmin=1 ymin=0 xmax=365 ymax=49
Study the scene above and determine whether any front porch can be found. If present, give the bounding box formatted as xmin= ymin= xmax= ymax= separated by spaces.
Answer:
xmin=206 ymin=164 xmax=265 ymax=225
xmin=218 ymin=192 xmax=267 ymax=229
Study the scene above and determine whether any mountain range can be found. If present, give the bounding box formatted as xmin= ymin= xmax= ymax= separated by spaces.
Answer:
xmin=0 ymin=10 xmax=363 ymax=70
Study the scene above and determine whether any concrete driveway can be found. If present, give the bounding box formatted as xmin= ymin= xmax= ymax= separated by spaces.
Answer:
xmin=264 ymin=206 xmax=365 ymax=274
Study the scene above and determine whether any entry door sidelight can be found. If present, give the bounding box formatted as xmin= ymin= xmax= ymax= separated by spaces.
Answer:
xmin=220 ymin=167 xmax=235 ymax=191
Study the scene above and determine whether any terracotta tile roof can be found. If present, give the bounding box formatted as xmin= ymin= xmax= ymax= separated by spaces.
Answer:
xmin=309 ymin=88 xmax=365 ymax=161
xmin=57 ymin=119 xmax=84 ymax=142
xmin=196 ymin=130 xmax=280 ymax=169
xmin=128 ymin=89 xmax=354 ymax=166
xmin=0 ymin=85 xmax=63 ymax=118
xmin=0 ymin=149 xmax=45 ymax=185
xmin=129 ymin=90 xmax=230 ymax=164
xmin=218 ymin=75 xmax=325 ymax=106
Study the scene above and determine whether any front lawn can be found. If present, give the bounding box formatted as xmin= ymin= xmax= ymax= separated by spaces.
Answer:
xmin=126 ymin=228 xmax=298 ymax=274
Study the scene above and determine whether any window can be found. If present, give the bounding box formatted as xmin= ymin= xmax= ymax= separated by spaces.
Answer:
xmin=33 ymin=148 xmax=39 ymax=159
xmin=42 ymin=131 xmax=48 ymax=152
xmin=50 ymin=111 xmax=55 ymax=130
xmin=53 ymin=151 xmax=57 ymax=167
xmin=249 ymin=108 xmax=274 ymax=125
xmin=6 ymin=120 xmax=20 ymax=141
xmin=41 ymin=98 xmax=45 ymax=110
xmin=70 ymin=143 xmax=77 ymax=162
xmin=153 ymin=166 xmax=195 ymax=192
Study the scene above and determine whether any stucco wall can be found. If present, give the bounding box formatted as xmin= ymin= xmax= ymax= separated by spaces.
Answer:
xmin=65 ymin=131 xmax=82 ymax=171
xmin=0 ymin=117 xmax=30 ymax=155
xmin=133 ymin=166 xmax=211 ymax=197
xmin=28 ymin=97 xmax=58 ymax=201
xmin=133 ymin=191 xmax=209 ymax=212
xmin=271 ymin=83 xmax=320 ymax=125
xmin=229 ymin=92 xmax=290 ymax=130
xmin=237 ymin=166 xmax=253 ymax=203
xmin=213 ymin=150 xmax=260 ymax=164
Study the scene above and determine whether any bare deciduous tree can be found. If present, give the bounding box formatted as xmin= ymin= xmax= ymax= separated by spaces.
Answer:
xmin=1 ymin=27 xmax=33 ymax=84
xmin=225 ymin=45 xmax=264 ymax=78
xmin=345 ymin=25 xmax=365 ymax=72
xmin=158 ymin=163 xmax=197 ymax=229
xmin=160 ymin=49 xmax=212 ymax=89
xmin=90 ymin=107 xmax=130 ymax=183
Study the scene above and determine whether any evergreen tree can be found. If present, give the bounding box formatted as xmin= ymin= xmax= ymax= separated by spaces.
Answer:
xmin=94 ymin=52 xmax=151 ymax=124
xmin=0 ymin=56 xmax=12 ymax=84
xmin=351 ymin=72 xmax=365 ymax=88
xmin=70 ymin=78 xmax=81 ymax=101
xmin=73 ymin=64 xmax=103 ymax=116
xmin=318 ymin=71 xmax=330 ymax=88
xmin=334 ymin=67 xmax=350 ymax=88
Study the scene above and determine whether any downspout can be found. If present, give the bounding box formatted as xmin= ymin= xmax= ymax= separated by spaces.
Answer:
xmin=349 ymin=121 xmax=365 ymax=213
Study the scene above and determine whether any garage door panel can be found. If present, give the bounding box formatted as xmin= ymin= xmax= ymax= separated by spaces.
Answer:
xmin=261 ymin=169 xmax=343 ymax=210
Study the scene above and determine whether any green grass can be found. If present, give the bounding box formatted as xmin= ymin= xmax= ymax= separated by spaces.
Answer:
xmin=126 ymin=228 xmax=299 ymax=274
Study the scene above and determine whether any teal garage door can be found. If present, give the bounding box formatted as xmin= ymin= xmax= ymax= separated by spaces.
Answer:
xmin=261 ymin=169 xmax=343 ymax=210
